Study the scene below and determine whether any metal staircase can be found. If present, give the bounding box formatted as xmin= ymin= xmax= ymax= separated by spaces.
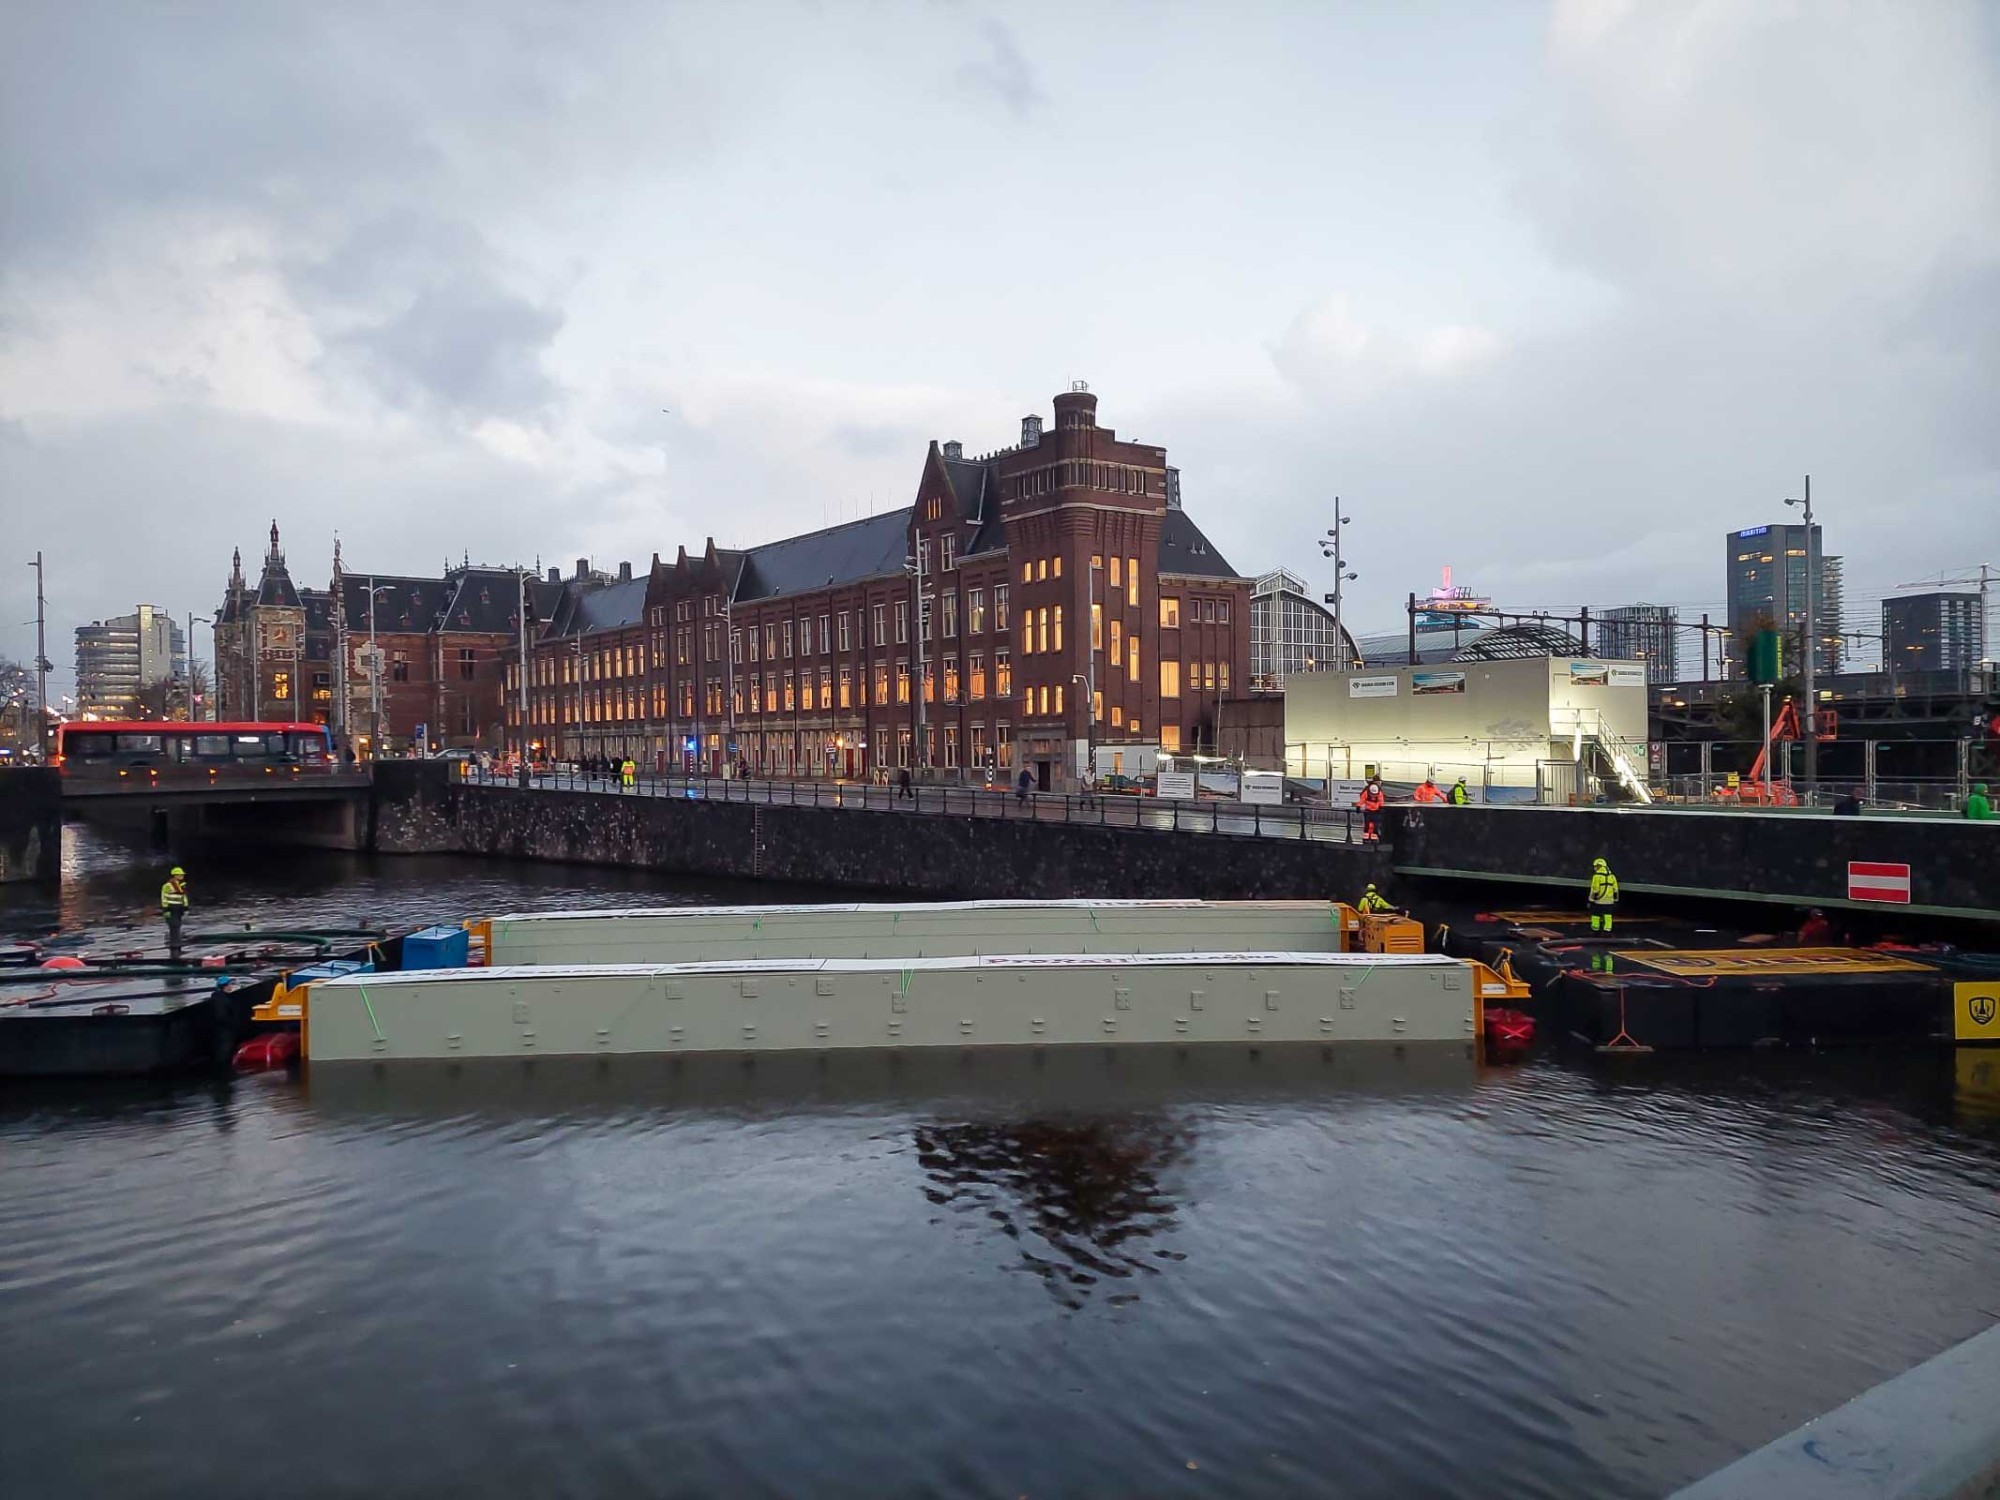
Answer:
xmin=1555 ymin=708 xmax=1655 ymax=805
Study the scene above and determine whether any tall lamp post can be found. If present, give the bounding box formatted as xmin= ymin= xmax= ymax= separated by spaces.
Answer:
xmin=364 ymin=579 xmax=394 ymax=758
xmin=186 ymin=611 xmax=214 ymax=720
xmin=1784 ymin=477 xmax=1818 ymax=789
xmin=1318 ymin=501 xmax=1359 ymax=669
xmin=904 ymin=544 xmax=928 ymax=773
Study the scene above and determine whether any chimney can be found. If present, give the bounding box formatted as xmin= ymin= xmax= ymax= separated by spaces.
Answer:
xmin=547 ymin=567 xmax=560 ymax=585
xmin=1165 ymin=467 xmax=1182 ymax=511
xmin=618 ymin=561 xmax=633 ymax=583
xmin=1020 ymin=414 xmax=1042 ymax=448
xmin=575 ymin=557 xmax=590 ymax=579
xmin=942 ymin=440 xmax=963 ymax=461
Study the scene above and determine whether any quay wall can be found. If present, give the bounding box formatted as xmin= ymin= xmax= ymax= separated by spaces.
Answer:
xmin=1397 ymin=805 xmax=1999 ymax=921
xmin=368 ymin=764 xmax=1997 ymax=922
xmin=370 ymin=763 xmax=1389 ymax=900
xmin=0 ymin=768 xmax=62 ymax=884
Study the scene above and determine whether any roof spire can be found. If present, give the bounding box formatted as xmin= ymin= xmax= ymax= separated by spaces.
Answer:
xmin=267 ymin=519 xmax=282 ymax=564
xmin=230 ymin=547 xmax=244 ymax=588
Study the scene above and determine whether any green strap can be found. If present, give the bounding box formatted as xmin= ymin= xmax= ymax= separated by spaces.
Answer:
xmin=356 ymin=982 xmax=385 ymax=1041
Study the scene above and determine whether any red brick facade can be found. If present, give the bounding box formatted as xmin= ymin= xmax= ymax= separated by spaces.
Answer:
xmin=508 ymin=387 xmax=1251 ymax=785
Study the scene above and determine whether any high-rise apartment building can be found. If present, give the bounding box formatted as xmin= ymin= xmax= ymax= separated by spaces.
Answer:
xmin=1598 ymin=604 xmax=1680 ymax=684
xmin=1882 ymin=591 xmax=1985 ymax=672
xmin=75 ymin=605 xmax=186 ymax=716
xmin=1725 ymin=524 xmax=1843 ymax=676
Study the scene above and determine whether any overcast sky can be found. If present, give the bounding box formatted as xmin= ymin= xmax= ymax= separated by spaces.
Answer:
xmin=3 ymin=0 xmax=1996 ymax=697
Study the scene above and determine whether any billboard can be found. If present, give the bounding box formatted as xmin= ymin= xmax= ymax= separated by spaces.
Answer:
xmin=1348 ymin=675 xmax=1399 ymax=699
xmin=1410 ymin=671 xmax=1466 ymax=696
xmin=1567 ymin=662 xmax=1609 ymax=687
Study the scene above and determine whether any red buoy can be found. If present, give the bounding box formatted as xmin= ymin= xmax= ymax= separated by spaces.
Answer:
xmin=1484 ymin=1007 xmax=1536 ymax=1063
xmin=231 ymin=1032 xmax=302 ymax=1073
xmin=41 ymin=955 xmax=88 ymax=971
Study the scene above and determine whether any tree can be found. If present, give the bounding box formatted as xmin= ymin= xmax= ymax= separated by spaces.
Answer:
xmin=0 ymin=656 xmax=33 ymax=755
xmin=132 ymin=678 xmax=178 ymax=720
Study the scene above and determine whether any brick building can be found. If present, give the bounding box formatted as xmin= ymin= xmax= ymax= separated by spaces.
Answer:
xmin=329 ymin=548 xmax=555 ymax=756
xmin=510 ymin=560 xmax=651 ymax=764
xmin=215 ymin=525 xmax=326 ymax=725
xmin=511 ymin=386 xmax=1250 ymax=785
xmin=216 ymin=524 xmax=549 ymax=755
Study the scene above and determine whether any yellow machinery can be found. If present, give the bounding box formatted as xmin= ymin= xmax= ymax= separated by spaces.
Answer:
xmin=1359 ymin=912 xmax=1426 ymax=955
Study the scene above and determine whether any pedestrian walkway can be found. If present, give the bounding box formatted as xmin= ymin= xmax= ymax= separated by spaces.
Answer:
xmin=466 ymin=768 xmax=1361 ymax=844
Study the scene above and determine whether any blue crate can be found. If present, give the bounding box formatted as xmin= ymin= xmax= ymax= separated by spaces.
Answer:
xmin=401 ymin=925 xmax=470 ymax=971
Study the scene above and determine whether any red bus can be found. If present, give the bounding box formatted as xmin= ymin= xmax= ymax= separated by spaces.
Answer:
xmin=54 ymin=721 xmax=337 ymax=777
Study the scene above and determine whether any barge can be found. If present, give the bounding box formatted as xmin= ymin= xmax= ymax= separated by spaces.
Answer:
xmin=474 ymin=898 xmax=1364 ymax=967
xmin=1442 ymin=908 xmax=2000 ymax=1051
xmin=306 ymin=950 xmax=1507 ymax=1062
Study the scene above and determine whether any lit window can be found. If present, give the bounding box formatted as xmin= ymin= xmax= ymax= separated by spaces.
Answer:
xmin=1160 ymin=661 xmax=1180 ymax=697
xmin=1126 ymin=558 xmax=1138 ymax=606
xmin=1109 ymin=556 xmax=1121 ymax=588
xmin=1160 ymin=598 xmax=1180 ymax=628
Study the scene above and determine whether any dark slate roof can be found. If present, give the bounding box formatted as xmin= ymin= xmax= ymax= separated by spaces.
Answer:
xmin=436 ymin=567 xmax=550 ymax=634
xmin=1158 ymin=508 xmax=1243 ymax=580
xmin=544 ymin=575 xmax=648 ymax=640
xmin=943 ymin=457 xmax=1006 ymax=556
xmin=256 ymin=564 xmax=301 ymax=608
xmin=733 ymin=510 xmax=912 ymax=603
xmin=338 ymin=574 xmax=437 ymax=633
xmin=301 ymin=590 xmax=334 ymax=631
xmin=574 ymin=576 xmax=649 ymax=633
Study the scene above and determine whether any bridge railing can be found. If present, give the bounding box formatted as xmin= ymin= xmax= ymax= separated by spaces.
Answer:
xmin=61 ymin=764 xmax=370 ymax=795
xmin=462 ymin=767 xmax=1363 ymax=844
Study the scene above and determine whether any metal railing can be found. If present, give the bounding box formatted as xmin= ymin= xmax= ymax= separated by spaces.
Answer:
xmin=464 ymin=767 xmax=1363 ymax=843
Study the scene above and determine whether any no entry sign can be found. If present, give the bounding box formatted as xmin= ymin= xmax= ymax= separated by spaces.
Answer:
xmin=1848 ymin=861 xmax=1913 ymax=904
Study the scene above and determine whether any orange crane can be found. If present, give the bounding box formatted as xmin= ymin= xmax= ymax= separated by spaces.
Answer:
xmin=1718 ymin=697 xmax=1801 ymax=805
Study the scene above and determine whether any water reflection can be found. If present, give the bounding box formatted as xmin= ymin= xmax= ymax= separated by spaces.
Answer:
xmin=916 ymin=1115 xmax=1189 ymax=1307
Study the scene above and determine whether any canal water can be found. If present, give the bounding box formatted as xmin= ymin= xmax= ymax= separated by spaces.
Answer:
xmin=4 ymin=828 xmax=1999 ymax=1499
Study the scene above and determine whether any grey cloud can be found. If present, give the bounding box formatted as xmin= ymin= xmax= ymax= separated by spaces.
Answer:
xmin=339 ymin=279 xmax=565 ymax=420
xmin=959 ymin=19 xmax=1044 ymax=120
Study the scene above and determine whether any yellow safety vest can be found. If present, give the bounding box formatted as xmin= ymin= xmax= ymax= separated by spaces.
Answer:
xmin=1359 ymin=893 xmax=1391 ymax=913
xmin=1589 ymin=871 xmax=1619 ymax=904
xmin=161 ymin=879 xmax=189 ymax=911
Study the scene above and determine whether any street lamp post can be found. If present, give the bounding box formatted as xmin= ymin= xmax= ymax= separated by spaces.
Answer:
xmin=1319 ymin=501 xmax=1358 ymax=670
xmin=187 ymin=611 xmax=214 ymax=720
xmin=365 ymin=579 xmax=393 ymax=758
xmin=905 ymin=545 xmax=927 ymax=775
xmin=1784 ymin=477 xmax=1818 ymax=790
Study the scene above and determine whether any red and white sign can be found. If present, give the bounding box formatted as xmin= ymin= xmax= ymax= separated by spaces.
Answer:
xmin=1848 ymin=861 xmax=1912 ymax=904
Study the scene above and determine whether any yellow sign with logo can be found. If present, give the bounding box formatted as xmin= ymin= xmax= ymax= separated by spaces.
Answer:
xmin=1620 ymin=948 xmax=1934 ymax=978
xmin=1956 ymin=981 xmax=2000 ymax=1043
